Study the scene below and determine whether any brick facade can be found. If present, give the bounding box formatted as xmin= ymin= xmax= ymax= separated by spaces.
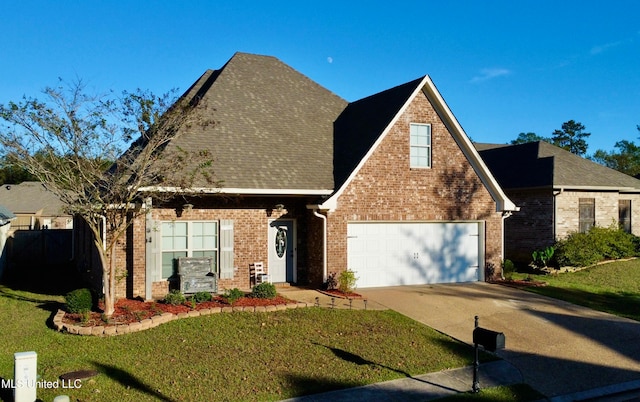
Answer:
xmin=325 ymin=90 xmax=504 ymax=280
xmin=106 ymin=197 xmax=322 ymax=300
xmin=504 ymin=189 xmax=640 ymax=264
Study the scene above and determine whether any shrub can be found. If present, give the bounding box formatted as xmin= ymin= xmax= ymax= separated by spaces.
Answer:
xmin=164 ymin=289 xmax=186 ymax=306
xmin=192 ymin=291 xmax=212 ymax=303
xmin=555 ymin=225 xmax=639 ymax=267
xmin=532 ymin=246 xmax=555 ymax=268
xmin=337 ymin=270 xmax=358 ymax=294
xmin=502 ymin=259 xmax=515 ymax=280
xmin=323 ymin=272 xmax=337 ymax=290
xmin=223 ymin=288 xmax=245 ymax=304
xmin=65 ymin=288 xmax=93 ymax=314
xmin=251 ymin=282 xmax=277 ymax=299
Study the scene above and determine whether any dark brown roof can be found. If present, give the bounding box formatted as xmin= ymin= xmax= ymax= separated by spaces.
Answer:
xmin=476 ymin=141 xmax=640 ymax=191
xmin=160 ymin=52 xmax=348 ymax=192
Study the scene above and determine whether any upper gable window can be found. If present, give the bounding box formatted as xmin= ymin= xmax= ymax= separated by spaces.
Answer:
xmin=410 ymin=123 xmax=431 ymax=168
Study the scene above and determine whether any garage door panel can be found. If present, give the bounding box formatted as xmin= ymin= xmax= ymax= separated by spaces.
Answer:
xmin=348 ymin=222 xmax=481 ymax=288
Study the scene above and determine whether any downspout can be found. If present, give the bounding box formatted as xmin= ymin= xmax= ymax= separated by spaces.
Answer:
xmin=500 ymin=211 xmax=512 ymax=280
xmin=552 ymin=188 xmax=564 ymax=241
xmin=311 ymin=208 xmax=328 ymax=283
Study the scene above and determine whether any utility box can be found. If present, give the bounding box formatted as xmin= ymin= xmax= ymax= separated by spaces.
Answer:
xmin=14 ymin=351 xmax=37 ymax=402
xmin=473 ymin=327 xmax=505 ymax=352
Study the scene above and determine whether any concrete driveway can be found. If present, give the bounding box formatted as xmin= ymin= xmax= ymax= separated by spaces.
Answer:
xmin=360 ymin=282 xmax=640 ymax=398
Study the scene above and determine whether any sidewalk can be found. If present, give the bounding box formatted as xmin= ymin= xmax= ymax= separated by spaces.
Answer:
xmin=281 ymin=360 xmax=522 ymax=402
xmin=276 ymin=286 xmax=386 ymax=310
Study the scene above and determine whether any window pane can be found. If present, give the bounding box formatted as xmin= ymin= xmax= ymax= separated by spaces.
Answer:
xmin=579 ymin=198 xmax=595 ymax=233
xmin=410 ymin=124 xmax=431 ymax=168
xmin=174 ymin=222 xmax=187 ymax=236
xmin=202 ymin=237 xmax=216 ymax=249
xmin=162 ymin=251 xmax=187 ymax=279
xmin=192 ymin=222 xmax=203 ymax=236
xmin=619 ymin=199 xmax=631 ymax=233
xmin=173 ymin=237 xmax=187 ymax=250
xmin=162 ymin=236 xmax=174 ymax=250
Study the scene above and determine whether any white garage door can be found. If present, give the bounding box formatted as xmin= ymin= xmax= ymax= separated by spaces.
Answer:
xmin=347 ymin=222 xmax=482 ymax=288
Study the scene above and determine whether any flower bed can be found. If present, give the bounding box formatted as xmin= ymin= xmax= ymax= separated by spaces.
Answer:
xmin=55 ymin=295 xmax=305 ymax=336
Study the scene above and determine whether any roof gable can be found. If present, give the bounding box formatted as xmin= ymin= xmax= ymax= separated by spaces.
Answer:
xmin=320 ymin=76 xmax=516 ymax=212
xmin=476 ymin=141 xmax=640 ymax=191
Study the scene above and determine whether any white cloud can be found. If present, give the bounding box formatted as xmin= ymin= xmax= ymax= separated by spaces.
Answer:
xmin=470 ymin=68 xmax=511 ymax=83
xmin=590 ymin=41 xmax=622 ymax=55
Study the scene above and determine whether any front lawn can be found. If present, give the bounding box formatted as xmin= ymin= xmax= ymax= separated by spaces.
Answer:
xmin=0 ymin=283 xmax=477 ymax=402
xmin=513 ymin=259 xmax=640 ymax=321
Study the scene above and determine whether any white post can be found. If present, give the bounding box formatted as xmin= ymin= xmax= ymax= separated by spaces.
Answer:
xmin=14 ymin=351 xmax=37 ymax=402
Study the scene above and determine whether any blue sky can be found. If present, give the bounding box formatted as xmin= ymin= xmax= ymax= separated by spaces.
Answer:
xmin=2 ymin=1 xmax=639 ymax=153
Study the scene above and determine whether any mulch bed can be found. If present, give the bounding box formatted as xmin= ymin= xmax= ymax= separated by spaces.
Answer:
xmin=317 ymin=289 xmax=364 ymax=299
xmin=495 ymin=279 xmax=548 ymax=289
xmin=63 ymin=295 xmax=296 ymax=327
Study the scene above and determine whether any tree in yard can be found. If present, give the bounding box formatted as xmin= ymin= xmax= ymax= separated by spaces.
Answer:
xmin=591 ymin=125 xmax=640 ymax=177
xmin=0 ymin=80 xmax=216 ymax=316
xmin=510 ymin=132 xmax=549 ymax=145
xmin=551 ymin=120 xmax=591 ymax=156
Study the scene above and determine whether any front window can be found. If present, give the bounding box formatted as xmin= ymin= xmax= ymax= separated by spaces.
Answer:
xmin=579 ymin=198 xmax=595 ymax=233
xmin=161 ymin=221 xmax=218 ymax=279
xmin=619 ymin=199 xmax=631 ymax=233
xmin=410 ymin=123 xmax=431 ymax=168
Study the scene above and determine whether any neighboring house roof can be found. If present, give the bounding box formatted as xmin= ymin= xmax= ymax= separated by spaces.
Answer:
xmin=0 ymin=204 xmax=16 ymax=226
xmin=145 ymin=52 xmax=347 ymax=194
xmin=476 ymin=141 xmax=640 ymax=191
xmin=0 ymin=181 xmax=68 ymax=215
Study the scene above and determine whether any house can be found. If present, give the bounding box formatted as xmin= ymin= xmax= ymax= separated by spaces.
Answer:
xmin=0 ymin=182 xmax=74 ymax=272
xmin=0 ymin=181 xmax=73 ymax=231
xmin=94 ymin=52 xmax=517 ymax=300
xmin=476 ymin=141 xmax=640 ymax=263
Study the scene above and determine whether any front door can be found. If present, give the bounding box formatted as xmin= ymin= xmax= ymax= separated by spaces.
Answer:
xmin=268 ymin=219 xmax=294 ymax=283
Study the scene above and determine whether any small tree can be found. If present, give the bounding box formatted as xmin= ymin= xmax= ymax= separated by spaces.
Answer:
xmin=510 ymin=132 xmax=549 ymax=145
xmin=0 ymin=80 xmax=216 ymax=316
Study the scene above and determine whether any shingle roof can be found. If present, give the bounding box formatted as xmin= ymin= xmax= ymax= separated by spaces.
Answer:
xmin=0 ymin=204 xmax=16 ymax=221
xmin=0 ymin=182 xmax=68 ymax=215
xmin=476 ymin=141 xmax=640 ymax=191
xmin=158 ymin=52 xmax=348 ymax=192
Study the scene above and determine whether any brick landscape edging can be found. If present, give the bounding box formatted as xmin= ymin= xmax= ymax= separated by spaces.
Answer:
xmin=53 ymin=302 xmax=309 ymax=336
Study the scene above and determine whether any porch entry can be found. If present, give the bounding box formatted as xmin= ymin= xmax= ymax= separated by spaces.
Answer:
xmin=268 ymin=219 xmax=295 ymax=283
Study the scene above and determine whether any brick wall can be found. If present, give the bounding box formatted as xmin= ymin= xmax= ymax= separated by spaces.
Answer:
xmin=503 ymin=189 xmax=640 ymax=264
xmin=325 ymin=90 xmax=503 ymax=282
xmin=556 ymin=191 xmax=640 ymax=238
xmin=112 ymin=197 xmax=320 ymax=300
xmin=503 ymin=189 xmax=555 ymax=263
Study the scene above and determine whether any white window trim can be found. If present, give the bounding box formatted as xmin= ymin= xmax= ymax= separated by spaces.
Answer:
xmin=160 ymin=220 xmax=219 ymax=280
xmin=410 ymin=123 xmax=432 ymax=169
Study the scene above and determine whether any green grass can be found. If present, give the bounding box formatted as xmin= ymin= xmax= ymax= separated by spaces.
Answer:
xmin=0 ymin=280 xmax=479 ymax=401
xmin=513 ymin=259 xmax=640 ymax=321
xmin=440 ymin=384 xmax=545 ymax=401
